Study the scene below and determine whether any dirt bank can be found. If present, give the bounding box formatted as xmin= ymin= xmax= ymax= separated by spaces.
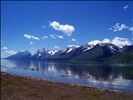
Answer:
xmin=1 ymin=72 xmax=133 ymax=100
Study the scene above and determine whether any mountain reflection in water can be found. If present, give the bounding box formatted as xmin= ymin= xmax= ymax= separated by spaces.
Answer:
xmin=1 ymin=59 xmax=133 ymax=93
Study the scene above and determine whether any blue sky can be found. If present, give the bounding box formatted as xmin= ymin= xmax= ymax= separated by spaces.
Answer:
xmin=1 ymin=1 xmax=133 ymax=58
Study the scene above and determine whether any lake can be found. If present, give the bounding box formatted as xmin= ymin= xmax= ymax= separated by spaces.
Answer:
xmin=1 ymin=59 xmax=133 ymax=93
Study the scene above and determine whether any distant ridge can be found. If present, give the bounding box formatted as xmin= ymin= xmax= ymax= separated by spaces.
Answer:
xmin=6 ymin=43 xmax=133 ymax=63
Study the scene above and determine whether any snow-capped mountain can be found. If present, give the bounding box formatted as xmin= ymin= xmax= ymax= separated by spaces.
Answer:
xmin=32 ymin=48 xmax=57 ymax=59
xmin=96 ymin=43 xmax=122 ymax=53
xmin=49 ymin=43 xmax=123 ymax=60
xmin=49 ymin=43 xmax=132 ymax=61
xmin=57 ymin=45 xmax=78 ymax=54
xmin=6 ymin=43 xmax=133 ymax=62
xmin=49 ymin=45 xmax=79 ymax=59
xmin=80 ymin=43 xmax=95 ymax=52
xmin=66 ymin=43 xmax=133 ymax=62
xmin=81 ymin=42 xmax=122 ymax=53
xmin=7 ymin=50 xmax=32 ymax=59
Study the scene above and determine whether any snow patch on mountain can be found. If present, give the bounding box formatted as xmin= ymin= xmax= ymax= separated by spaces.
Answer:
xmin=59 ymin=45 xmax=78 ymax=54
xmin=81 ymin=43 xmax=94 ymax=52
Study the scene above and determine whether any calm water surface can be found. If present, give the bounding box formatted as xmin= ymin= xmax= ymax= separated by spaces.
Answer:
xmin=1 ymin=59 xmax=133 ymax=93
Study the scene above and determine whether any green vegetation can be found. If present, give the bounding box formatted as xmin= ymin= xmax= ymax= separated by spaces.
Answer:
xmin=105 ymin=50 xmax=133 ymax=63
xmin=70 ymin=47 xmax=133 ymax=63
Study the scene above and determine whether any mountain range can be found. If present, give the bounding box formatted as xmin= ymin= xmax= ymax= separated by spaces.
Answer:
xmin=6 ymin=43 xmax=133 ymax=63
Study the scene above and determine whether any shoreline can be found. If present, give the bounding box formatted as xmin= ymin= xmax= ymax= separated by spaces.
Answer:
xmin=1 ymin=72 xmax=133 ymax=100
xmin=3 ymin=72 xmax=132 ymax=94
xmin=2 ymin=58 xmax=133 ymax=64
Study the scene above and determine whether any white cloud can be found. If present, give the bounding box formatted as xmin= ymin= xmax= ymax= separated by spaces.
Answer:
xmin=88 ymin=39 xmax=110 ymax=45
xmin=42 ymin=36 xmax=48 ymax=39
xmin=108 ymin=23 xmax=129 ymax=32
xmin=50 ymin=34 xmax=64 ymax=39
xmin=30 ymin=42 xmax=33 ymax=44
xmin=5 ymin=50 xmax=16 ymax=55
xmin=111 ymin=37 xmax=131 ymax=48
xmin=72 ymin=38 xmax=76 ymax=42
xmin=54 ymin=46 xmax=60 ymax=49
xmin=50 ymin=34 xmax=56 ymax=39
xmin=102 ymin=38 xmax=111 ymax=43
xmin=123 ymin=5 xmax=128 ymax=10
xmin=88 ymin=37 xmax=131 ymax=48
xmin=129 ymin=27 xmax=133 ymax=31
xmin=3 ymin=47 xmax=8 ymax=50
xmin=67 ymin=45 xmax=79 ymax=47
xmin=88 ymin=40 xmax=101 ymax=45
xmin=24 ymin=34 xmax=39 ymax=40
xmin=129 ymin=27 xmax=133 ymax=34
xmin=50 ymin=21 xmax=75 ymax=36
xmin=24 ymin=34 xmax=31 ymax=39
xmin=118 ymin=24 xmax=129 ymax=31
xmin=57 ymin=35 xmax=63 ymax=39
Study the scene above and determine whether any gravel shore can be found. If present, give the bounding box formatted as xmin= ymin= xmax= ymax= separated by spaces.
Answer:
xmin=1 ymin=72 xmax=133 ymax=100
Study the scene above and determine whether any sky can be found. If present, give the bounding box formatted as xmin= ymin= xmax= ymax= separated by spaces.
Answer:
xmin=1 ymin=1 xmax=133 ymax=58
